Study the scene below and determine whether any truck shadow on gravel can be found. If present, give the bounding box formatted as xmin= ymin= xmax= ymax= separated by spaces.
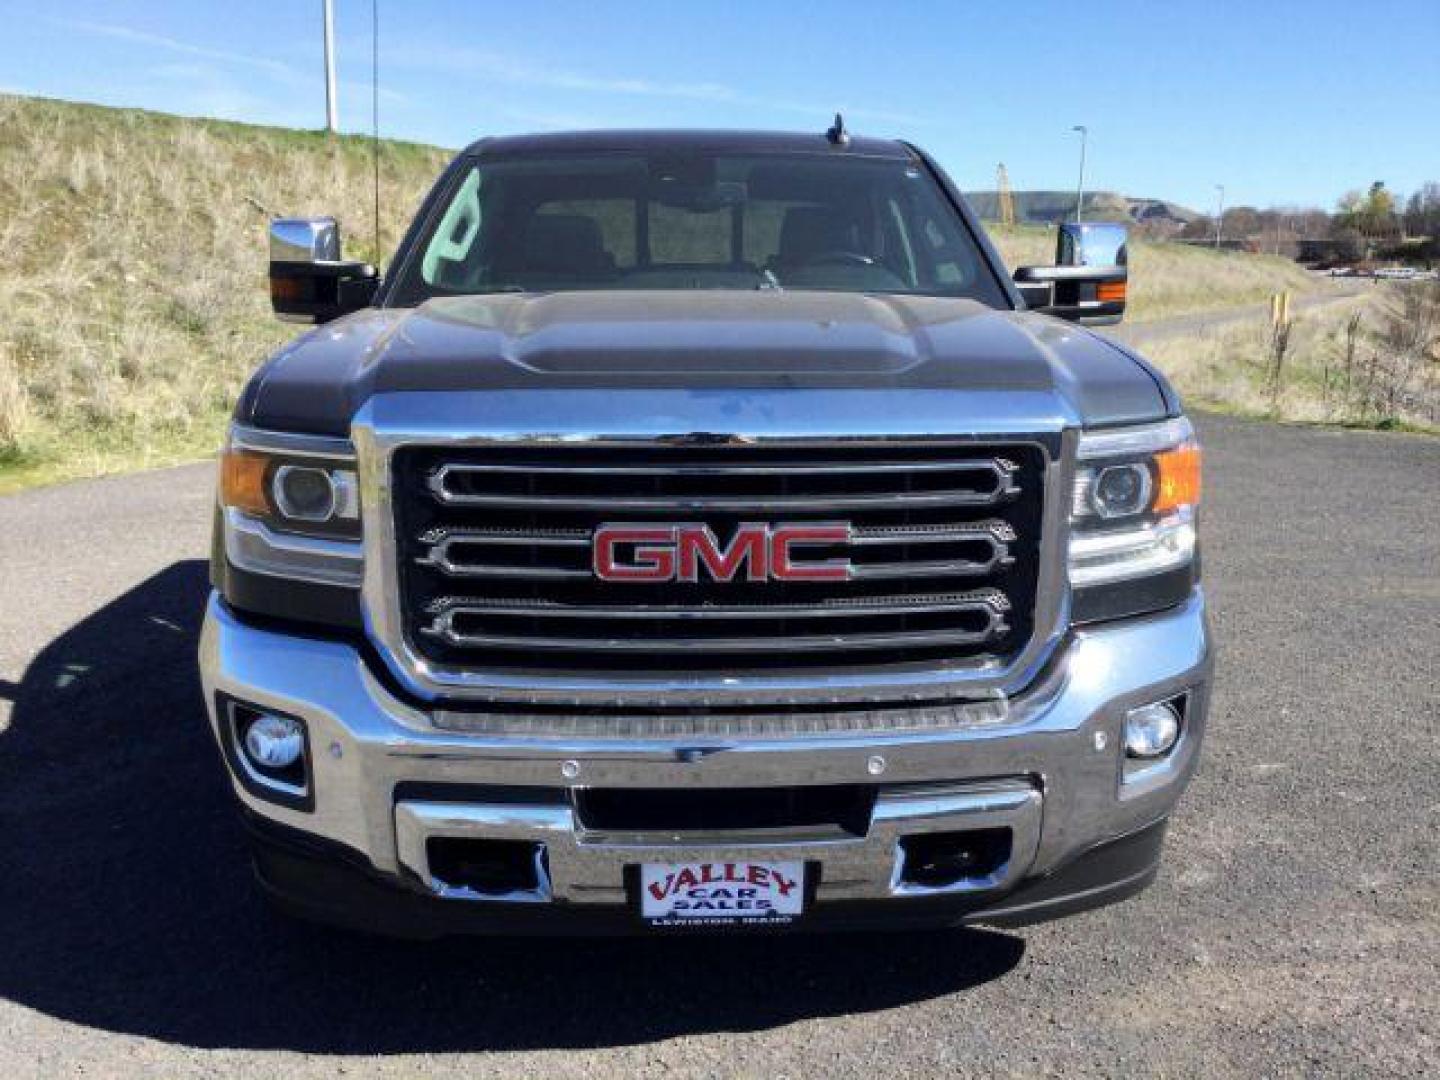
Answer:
xmin=0 ymin=562 xmax=1025 ymax=1053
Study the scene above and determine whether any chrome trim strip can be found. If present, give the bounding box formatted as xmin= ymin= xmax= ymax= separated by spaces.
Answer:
xmin=1068 ymin=510 xmax=1196 ymax=587
xmin=1076 ymin=416 xmax=1193 ymax=460
xmin=423 ymin=489 xmax=1017 ymax=512
xmin=421 ymin=529 xmax=591 ymax=546
xmin=352 ymin=389 xmax=1075 ymax=706
xmin=849 ymin=552 xmax=1011 ymax=579
xmin=224 ymin=508 xmax=364 ymax=587
xmin=421 ymin=561 xmax=591 ymax=581
xmin=229 ymin=423 xmax=356 ymax=461
xmin=851 ymin=522 xmax=1016 ymax=543
xmin=419 ymin=611 xmax=1007 ymax=653
xmin=428 ymin=459 xmax=1018 ymax=477
xmin=420 ymin=591 xmax=1007 ymax=621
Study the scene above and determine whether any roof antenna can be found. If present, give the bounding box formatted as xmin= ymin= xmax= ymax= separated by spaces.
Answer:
xmin=825 ymin=112 xmax=850 ymax=147
xmin=370 ymin=0 xmax=382 ymax=266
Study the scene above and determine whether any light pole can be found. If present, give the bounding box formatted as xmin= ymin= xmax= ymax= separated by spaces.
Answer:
xmin=1072 ymin=125 xmax=1088 ymax=223
xmin=322 ymin=0 xmax=339 ymax=133
xmin=1213 ymin=184 xmax=1225 ymax=249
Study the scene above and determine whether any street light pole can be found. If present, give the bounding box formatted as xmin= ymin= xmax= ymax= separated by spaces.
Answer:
xmin=1214 ymin=184 xmax=1225 ymax=249
xmin=322 ymin=0 xmax=339 ymax=133
xmin=1072 ymin=125 xmax=1088 ymax=223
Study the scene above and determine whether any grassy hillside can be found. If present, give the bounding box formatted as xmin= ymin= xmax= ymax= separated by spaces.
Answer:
xmin=1141 ymin=286 xmax=1439 ymax=432
xmin=0 ymin=95 xmax=1345 ymax=492
xmin=987 ymin=224 xmax=1321 ymax=321
xmin=0 ymin=95 xmax=448 ymax=491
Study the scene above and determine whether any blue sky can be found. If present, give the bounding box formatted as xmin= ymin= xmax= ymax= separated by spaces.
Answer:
xmin=2 ymin=0 xmax=1437 ymax=211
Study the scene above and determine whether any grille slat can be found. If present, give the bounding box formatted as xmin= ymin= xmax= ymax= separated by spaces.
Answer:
xmin=423 ymin=622 xmax=1007 ymax=653
xmin=419 ymin=491 xmax=1016 ymax=511
xmin=393 ymin=443 xmax=1044 ymax=675
xmin=421 ymin=590 xmax=1008 ymax=620
xmin=432 ymin=460 xmax=1013 ymax=476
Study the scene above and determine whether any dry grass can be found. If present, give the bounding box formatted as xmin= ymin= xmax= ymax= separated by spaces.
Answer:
xmin=1141 ymin=284 xmax=1440 ymax=432
xmin=0 ymin=94 xmax=447 ymax=491
xmin=987 ymin=225 xmax=1320 ymax=322
xmin=0 ymin=95 xmax=1409 ymax=493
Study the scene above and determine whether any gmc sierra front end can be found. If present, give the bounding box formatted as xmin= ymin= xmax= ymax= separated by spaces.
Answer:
xmin=200 ymin=128 xmax=1211 ymax=935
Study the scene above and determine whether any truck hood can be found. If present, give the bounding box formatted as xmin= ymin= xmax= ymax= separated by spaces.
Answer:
xmin=238 ymin=291 xmax=1173 ymax=436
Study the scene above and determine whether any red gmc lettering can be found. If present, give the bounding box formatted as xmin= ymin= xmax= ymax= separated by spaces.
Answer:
xmin=594 ymin=523 xmax=852 ymax=583
xmin=770 ymin=524 xmax=852 ymax=581
xmin=593 ymin=526 xmax=676 ymax=581
xmin=678 ymin=525 xmax=767 ymax=582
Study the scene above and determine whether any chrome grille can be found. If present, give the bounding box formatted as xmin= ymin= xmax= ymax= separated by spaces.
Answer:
xmin=393 ymin=444 xmax=1045 ymax=675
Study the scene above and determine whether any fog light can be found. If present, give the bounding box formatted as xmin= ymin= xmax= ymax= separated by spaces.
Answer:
xmin=1124 ymin=701 xmax=1181 ymax=759
xmin=242 ymin=712 xmax=304 ymax=770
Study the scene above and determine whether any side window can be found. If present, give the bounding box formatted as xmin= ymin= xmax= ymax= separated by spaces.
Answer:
xmin=421 ymin=167 xmax=482 ymax=287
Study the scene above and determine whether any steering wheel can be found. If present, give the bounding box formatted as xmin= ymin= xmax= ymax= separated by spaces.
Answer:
xmin=801 ymin=250 xmax=877 ymax=268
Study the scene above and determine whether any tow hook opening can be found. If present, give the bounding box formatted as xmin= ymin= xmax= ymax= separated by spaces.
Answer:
xmin=898 ymin=828 xmax=1012 ymax=890
xmin=425 ymin=837 xmax=546 ymax=898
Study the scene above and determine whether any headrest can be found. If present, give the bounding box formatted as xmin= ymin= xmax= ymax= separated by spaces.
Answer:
xmin=522 ymin=214 xmax=609 ymax=273
xmin=776 ymin=206 xmax=859 ymax=263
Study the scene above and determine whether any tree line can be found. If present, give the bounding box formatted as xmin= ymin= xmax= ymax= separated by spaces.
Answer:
xmin=1176 ymin=181 xmax=1440 ymax=263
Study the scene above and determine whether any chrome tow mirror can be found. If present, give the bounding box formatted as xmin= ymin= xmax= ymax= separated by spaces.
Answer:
xmin=268 ymin=216 xmax=378 ymax=324
xmin=1014 ymin=221 xmax=1129 ymax=326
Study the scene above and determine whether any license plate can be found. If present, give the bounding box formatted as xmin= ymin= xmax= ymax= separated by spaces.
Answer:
xmin=640 ymin=860 xmax=805 ymax=926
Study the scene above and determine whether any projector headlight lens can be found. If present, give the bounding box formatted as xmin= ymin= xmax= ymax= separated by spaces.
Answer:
xmin=1091 ymin=462 xmax=1153 ymax=519
xmin=273 ymin=465 xmax=337 ymax=522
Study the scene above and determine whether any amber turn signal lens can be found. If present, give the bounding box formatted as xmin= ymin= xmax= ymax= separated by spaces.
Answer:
xmin=220 ymin=450 xmax=271 ymax=515
xmin=1153 ymin=444 xmax=1202 ymax=512
xmin=269 ymin=275 xmax=305 ymax=303
xmin=1096 ymin=281 xmax=1127 ymax=303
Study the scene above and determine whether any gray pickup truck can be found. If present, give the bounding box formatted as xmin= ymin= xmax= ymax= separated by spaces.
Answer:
xmin=201 ymin=125 xmax=1211 ymax=936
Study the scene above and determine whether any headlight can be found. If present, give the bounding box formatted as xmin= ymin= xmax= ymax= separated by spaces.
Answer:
xmin=218 ymin=426 xmax=363 ymax=587
xmin=1069 ymin=417 xmax=1201 ymax=589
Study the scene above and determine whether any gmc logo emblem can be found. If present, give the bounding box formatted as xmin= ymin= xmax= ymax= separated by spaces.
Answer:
xmin=593 ymin=523 xmax=852 ymax=583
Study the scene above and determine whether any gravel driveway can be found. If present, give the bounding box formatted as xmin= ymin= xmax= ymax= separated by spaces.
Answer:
xmin=0 ymin=414 xmax=1435 ymax=1078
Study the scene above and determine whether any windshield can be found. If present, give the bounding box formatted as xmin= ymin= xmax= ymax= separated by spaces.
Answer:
xmin=389 ymin=151 xmax=1007 ymax=306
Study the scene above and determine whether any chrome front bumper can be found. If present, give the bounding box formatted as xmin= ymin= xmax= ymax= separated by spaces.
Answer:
xmin=200 ymin=591 xmax=1211 ymax=916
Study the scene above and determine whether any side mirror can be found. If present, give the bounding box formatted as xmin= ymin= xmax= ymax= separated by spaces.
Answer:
xmin=1014 ymin=221 xmax=1129 ymax=326
xmin=269 ymin=217 xmax=379 ymax=324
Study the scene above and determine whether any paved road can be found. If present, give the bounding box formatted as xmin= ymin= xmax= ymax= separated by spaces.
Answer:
xmin=0 ymin=415 xmax=1436 ymax=1078
xmin=1110 ymin=283 xmax=1373 ymax=347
